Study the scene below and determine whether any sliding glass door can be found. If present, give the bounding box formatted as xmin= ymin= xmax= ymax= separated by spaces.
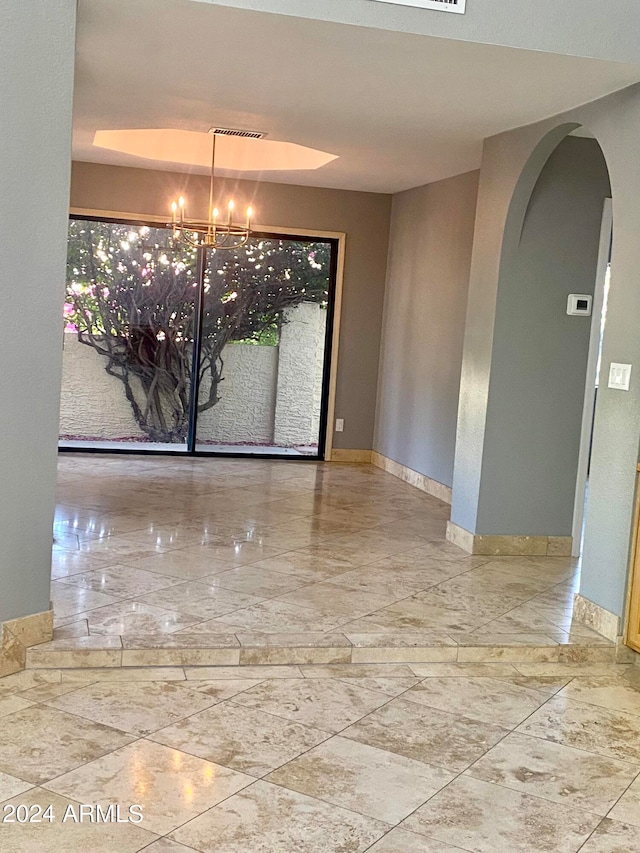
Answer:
xmin=60 ymin=218 xmax=336 ymax=459
xmin=61 ymin=218 xmax=198 ymax=451
xmin=194 ymin=236 xmax=333 ymax=456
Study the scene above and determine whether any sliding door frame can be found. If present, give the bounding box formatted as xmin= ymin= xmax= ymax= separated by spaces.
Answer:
xmin=64 ymin=208 xmax=346 ymax=461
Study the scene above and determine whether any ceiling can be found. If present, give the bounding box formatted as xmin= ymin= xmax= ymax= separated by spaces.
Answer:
xmin=74 ymin=0 xmax=640 ymax=193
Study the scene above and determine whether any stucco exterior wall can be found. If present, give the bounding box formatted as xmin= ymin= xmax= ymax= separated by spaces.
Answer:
xmin=196 ymin=345 xmax=278 ymax=444
xmin=59 ymin=303 xmax=326 ymax=447
xmin=274 ymin=304 xmax=326 ymax=446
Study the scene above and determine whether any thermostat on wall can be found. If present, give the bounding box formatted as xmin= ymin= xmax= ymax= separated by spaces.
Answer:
xmin=567 ymin=294 xmax=593 ymax=316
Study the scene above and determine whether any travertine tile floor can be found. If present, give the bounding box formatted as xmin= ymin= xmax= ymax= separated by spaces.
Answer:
xmin=2 ymin=663 xmax=640 ymax=851
xmin=1 ymin=456 xmax=639 ymax=851
xmin=42 ymin=454 xmax=614 ymax=669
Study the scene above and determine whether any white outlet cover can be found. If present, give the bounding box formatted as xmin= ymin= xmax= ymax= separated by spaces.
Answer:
xmin=567 ymin=294 xmax=592 ymax=316
xmin=608 ymin=363 xmax=632 ymax=391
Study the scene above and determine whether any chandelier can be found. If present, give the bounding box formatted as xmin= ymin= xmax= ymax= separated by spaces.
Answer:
xmin=169 ymin=129 xmax=253 ymax=250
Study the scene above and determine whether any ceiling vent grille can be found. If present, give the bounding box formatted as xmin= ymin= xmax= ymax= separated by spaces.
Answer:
xmin=369 ymin=0 xmax=466 ymax=13
xmin=209 ymin=127 xmax=266 ymax=139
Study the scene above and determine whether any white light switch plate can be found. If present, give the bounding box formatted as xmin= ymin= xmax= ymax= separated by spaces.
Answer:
xmin=335 ymin=419 xmax=344 ymax=433
xmin=608 ymin=363 xmax=632 ymax=391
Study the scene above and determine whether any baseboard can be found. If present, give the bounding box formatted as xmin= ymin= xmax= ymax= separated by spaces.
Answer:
xmin=573 ymin=593 xmax=621 ymax=643
xmin=371 ymin=452 xmax=452 ymax=504
xmin=445 ymin=520 xmax=476 ymax=553
xmin=1 ymin=609 xmax=53 ymax=678
xmin=446 ymin=521 xmax=573 ymax=557
xmin=330 ymin=449 xmax=373 ymax=463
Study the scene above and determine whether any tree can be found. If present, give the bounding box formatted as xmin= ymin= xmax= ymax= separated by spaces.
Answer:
xmin=65 ymin=219 xmax=330 ymax=442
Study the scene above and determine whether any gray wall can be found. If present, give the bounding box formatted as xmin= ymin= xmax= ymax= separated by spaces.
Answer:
xmin=0 ymin=1 xmax=75 ymax=622
xmin=476 ymin=137 xmax=611 ymax=535
xmin=450 ymin=83 xmax=640 ymax=618
xmin=70 ymin=161 xmax=392 ymax=452
xmin=200 ymin=0 xmax=640 ymax=64
xmin=374 ymin=171 xmax=479 ymax=487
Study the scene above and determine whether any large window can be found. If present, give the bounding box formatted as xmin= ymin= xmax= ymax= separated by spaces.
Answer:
xmin=60 ymin=217 xmax=337 ymax=458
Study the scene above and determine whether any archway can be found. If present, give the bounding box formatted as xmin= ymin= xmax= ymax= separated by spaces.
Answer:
xmin=471 ymin=129 xmax=612 ymax=552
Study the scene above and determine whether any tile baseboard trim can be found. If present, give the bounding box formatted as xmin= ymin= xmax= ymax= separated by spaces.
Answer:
xmin=445 ymin=520 xmax=475 ymax=552
xmin=371 ymin=452 xmax=452 ymax=505
xmin=1 ymin=609 xmax=53 ymax=678
xmin=330 ymin=449 xmax=373 ymax=463
xmin=573 ymin=593 xmax=621 ymax=644
xmin=446 ymin=521 xmax=573 ymax=557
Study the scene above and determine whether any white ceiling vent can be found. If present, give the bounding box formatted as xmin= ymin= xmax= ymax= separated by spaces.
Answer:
xmin=369 ymin=0 xmax=466 ymax=13
xmin=209 ymin=127 xmax=266 ymax=139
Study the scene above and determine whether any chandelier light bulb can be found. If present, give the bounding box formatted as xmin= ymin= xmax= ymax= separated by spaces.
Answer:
xmin=228 ymin=200 xmax=235 ymax=211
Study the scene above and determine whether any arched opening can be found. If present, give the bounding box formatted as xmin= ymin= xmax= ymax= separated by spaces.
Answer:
xmin=475 ymin=125 xmax=612 ymax=566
